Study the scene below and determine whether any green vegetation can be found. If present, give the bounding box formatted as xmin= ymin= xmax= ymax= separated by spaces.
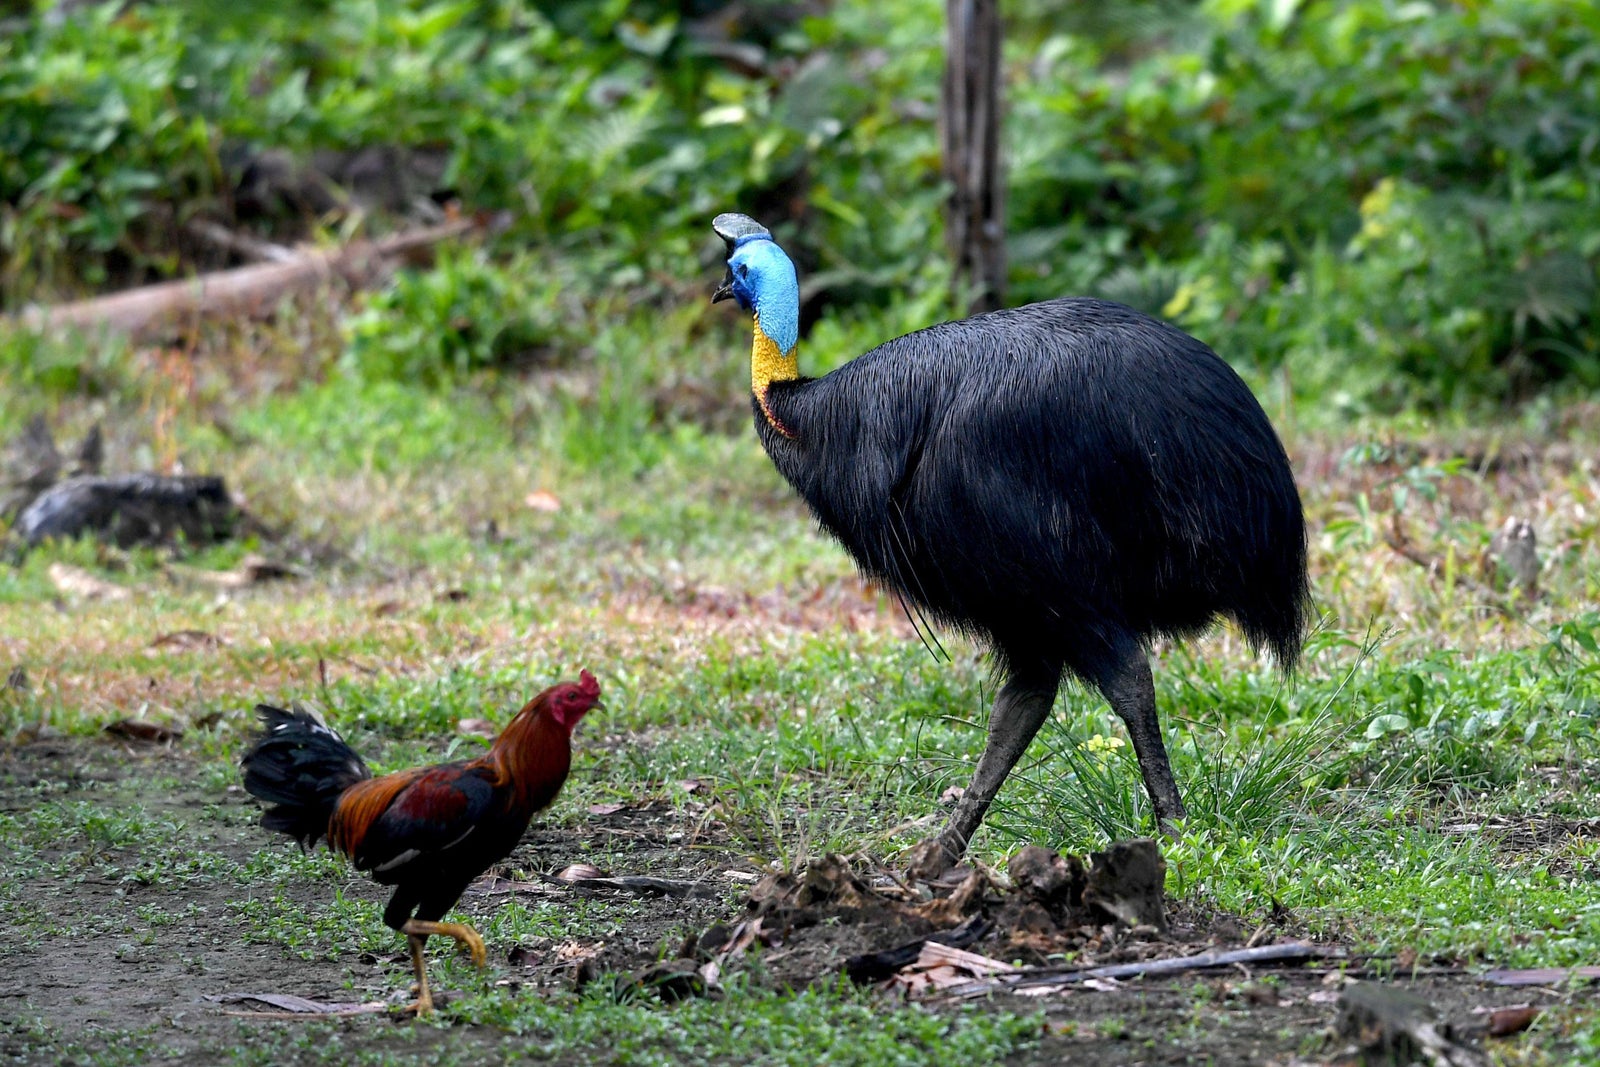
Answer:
xmin=2 ymin=0 xmax=1600 ymax=1064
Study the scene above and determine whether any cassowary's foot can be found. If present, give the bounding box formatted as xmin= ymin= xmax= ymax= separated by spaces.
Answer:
xmin=401 ymin=919 xmax=488 ymax=968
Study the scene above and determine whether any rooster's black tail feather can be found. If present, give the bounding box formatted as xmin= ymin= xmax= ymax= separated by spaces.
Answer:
xmin=241 ymin=704 xmax=371 ymax=848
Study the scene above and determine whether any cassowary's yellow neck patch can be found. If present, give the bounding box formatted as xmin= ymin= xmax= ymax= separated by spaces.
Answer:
xmin=752 ymin=314 xmax=799 ymax=439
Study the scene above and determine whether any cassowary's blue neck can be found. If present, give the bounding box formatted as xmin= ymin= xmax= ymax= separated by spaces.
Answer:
xmin=749 ymin=279 xmax=800 ymax=439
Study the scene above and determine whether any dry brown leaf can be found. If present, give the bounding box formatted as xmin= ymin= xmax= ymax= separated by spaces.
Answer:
xmin=204 ymin=992 xmax=387 ymax=1016
xmin=371 ymin=600 xmax=405 ymax=617
xmin=556 ymin=863 xmax=607 ymax=883
xmin=176 ymin=554 xmax=302 ymax=589
xmin=887 ymin=942 xmax=1016 ymax=997
xmin=555 ymin=940 xmax=604 ymax=962
xmin=1483 ymin=1005 xmax=1541 ymax=1037
xmin=48 ymin=562 xmax=129 ymax=600
xmin=914 ymin=866 xmax=992 ymax=927
xmin=525 ymin=490 xmax=562 ymax=513
xmin=150 ymin=629 xmax=228 ymax=651
xmin=456 ymin=717 xmax=497 ymax=739
xmin=587 ymin=801 xmax=626 ymax=815
xmin=104 ymin=719 xmax=183 ymax=743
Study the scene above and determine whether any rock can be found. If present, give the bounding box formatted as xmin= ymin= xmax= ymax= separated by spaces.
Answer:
xmin=1337 ymin=981 xmax=1487 ymax=1067
xmin=1484 ymin=516 xmax=1539 ymax=598
xmin=15 ymin=473 xmax=236 ymax=548
xmin=1007 ymin=845 xmax=1085 ymax=911
xmin=1083 ymin=838 xmax=1167 ymax=932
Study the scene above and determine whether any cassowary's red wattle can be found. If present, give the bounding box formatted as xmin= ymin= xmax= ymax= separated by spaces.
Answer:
xmin=712 ymin=212 xmax=1309 ymax=877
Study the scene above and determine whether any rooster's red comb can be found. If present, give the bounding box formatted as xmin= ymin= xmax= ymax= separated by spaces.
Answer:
xmin=577 ymin=669 xmax=600 ymax=700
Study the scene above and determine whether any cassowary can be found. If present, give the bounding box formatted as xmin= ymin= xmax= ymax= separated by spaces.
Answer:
xmin=710 ymin=213 xmax=1308 ymax=876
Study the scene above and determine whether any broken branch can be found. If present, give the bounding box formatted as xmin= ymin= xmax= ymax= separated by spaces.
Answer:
xmin=13 ymin=218 xmax=477 ymax=344
xmin=941 ymin=941 xmax=1338 ymax=997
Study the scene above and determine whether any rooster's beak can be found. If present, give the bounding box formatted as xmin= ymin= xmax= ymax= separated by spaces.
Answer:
xmin=711 ymin=270 xmax=734 ymax=304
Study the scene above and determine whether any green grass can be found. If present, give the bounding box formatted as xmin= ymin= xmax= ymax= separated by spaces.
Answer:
xmin=3 ymin=248 xmax=1600 ymax=1065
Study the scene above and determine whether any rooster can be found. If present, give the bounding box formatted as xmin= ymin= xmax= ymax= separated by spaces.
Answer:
xmin=240 ymin=670 xmax=601 ymax=1014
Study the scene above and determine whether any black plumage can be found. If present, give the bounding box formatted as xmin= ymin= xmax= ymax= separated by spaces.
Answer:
xmin=241 ymin=704 xmax=371 ymax=848
xmin=712 ymin=213 xmax=1309 ymax=875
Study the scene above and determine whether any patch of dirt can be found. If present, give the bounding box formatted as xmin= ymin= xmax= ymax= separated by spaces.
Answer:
xmin=0 ymin=740 xmax=1570 ymax=1066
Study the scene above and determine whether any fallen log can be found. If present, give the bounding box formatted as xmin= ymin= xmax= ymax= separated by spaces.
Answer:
xmin=15 ymin=473 xmax=235 ymax=548
xmin=12 ymin=217 xmax=477 ymax=344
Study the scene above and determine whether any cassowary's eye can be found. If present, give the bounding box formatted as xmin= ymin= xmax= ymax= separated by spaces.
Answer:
xmin=738 ymin=265 xmax=749 ymax=278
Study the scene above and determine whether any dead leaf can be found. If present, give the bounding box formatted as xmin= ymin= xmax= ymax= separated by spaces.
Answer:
xmin=556 ymin=863 xmax=607 ymax=883
xmin=555 ymin=940 xmax=604 ymax=962
xmin=915 ymin=866 xmax=993 ymax=927
xmin=587 ymin=801 xmax=626 ymax=815
xmin=939 ymin=785 xmax=965 ymax=804
xmin=456 ymin=717 xmax=497 ymax=739
xmin=1484 ymin=966 xmax=1600 ymax=986
xmin=436 ymin=588 xmax=470 ymax=603
xmin=465 ymin=874 xmax=546 ymax=897
xmin=371 ymin=600 xmax=405 ymax=617
xmin=678 ymin=779 xmax=703 ymax=793
xmin=150 ymin=629 xmax=227 ymax=650
xmin=48 ymin=562 xmax=129 ymax=600
xmin=525 ymin=490 xmax=561 ymax=513
xmin=104 ymin=719 xmax=183 ymax=743
xmin=204 ymin=992 xmax=387 ymax=1016
xmin=175 ymin=554 xmax=303 ymax=589
xmin=887 ymin=941 xmax=1016 ymax=997
xmin=5 ymin=666 xmax=27 ymax=691
xmin=1482 ymin=1005 xmax=1540 ymax=1037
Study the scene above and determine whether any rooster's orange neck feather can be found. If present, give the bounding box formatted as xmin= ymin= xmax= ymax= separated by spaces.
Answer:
xmin=484 ymin=697 xmax=572 ymax=810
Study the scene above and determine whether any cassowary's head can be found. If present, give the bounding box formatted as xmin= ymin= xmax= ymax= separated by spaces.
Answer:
xmin=711 ymin=213 xmax=799 ymax=354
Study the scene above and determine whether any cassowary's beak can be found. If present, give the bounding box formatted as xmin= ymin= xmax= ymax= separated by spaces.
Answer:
xmin=711 ymin=269 xmax=735 ymax=304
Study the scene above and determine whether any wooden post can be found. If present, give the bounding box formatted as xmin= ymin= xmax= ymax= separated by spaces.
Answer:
xmin=942 ymin=0 xmax=1005 ymax=313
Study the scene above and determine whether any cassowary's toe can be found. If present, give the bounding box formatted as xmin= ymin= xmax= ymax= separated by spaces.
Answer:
xmin=904 ymin=834 xmax=960 ymax=881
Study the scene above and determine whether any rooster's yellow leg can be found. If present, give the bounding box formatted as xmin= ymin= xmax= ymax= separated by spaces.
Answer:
xmin=401 ymin=934 xmax=435 ymax=1016
xmin=400 ymin=919 xmax=488 ymax=968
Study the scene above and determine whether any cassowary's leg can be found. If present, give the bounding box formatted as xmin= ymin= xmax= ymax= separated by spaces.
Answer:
xmin=906 ymin=675 xmax=1059 ymax=879
xmin=1098 ymin=645 xmax=1187 ymax=832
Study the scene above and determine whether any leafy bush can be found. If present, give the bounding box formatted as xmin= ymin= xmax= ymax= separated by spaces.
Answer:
xmin=1007 ymin=0 xmax=1600 ymax=407
xmin=341 ymin=247 xmax=571 ymax=385
xmin=3 ymin=0 xmax=1598 ymax=408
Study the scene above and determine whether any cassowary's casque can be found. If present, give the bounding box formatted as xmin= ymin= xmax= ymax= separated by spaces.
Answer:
xmin=710 ymin=213 xmax=1308 ymax=876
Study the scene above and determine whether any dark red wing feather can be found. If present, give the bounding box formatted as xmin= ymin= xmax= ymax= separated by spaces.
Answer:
xmin=330 ymin=762 xmax=506 ymax=876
